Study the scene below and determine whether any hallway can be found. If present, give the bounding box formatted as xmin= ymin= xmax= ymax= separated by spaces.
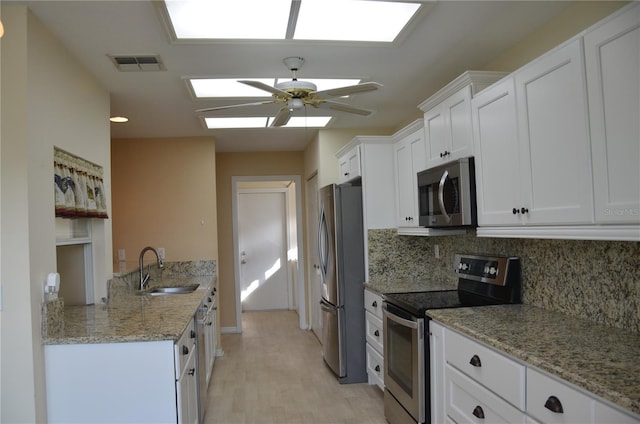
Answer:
xmin=203 ymin=310 xmax=386 ymax=424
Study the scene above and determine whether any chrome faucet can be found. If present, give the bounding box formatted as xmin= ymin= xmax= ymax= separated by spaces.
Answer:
xmin=139 ymin=246 xmax=164 ymax=291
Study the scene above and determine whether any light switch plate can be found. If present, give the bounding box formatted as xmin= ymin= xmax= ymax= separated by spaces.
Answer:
xmin=118 ymin=249 xmax=126 ymax=261
xmin=157 ymin=247 xmax=165 ymax=260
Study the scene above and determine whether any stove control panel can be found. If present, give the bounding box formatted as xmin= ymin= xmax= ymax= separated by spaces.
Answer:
xmin=454 ymin=254 xmax=520 ymax=286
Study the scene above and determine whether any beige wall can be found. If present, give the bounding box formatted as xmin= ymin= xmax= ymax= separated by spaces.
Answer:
xmin=484 ymin=1 xmax=628 ymax=72
xmin=1 ymin=6 xmax=112 ymax=422
xmin=111 ymin=137 xmax=218 ymax=271
xmin=216 ymin=151 xmax=305 ymax=329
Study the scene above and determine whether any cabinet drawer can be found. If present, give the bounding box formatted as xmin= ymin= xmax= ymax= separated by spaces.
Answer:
xmin=364 ymin=290 xmax=383 ymax=318
xmin=365 ymin=311 xmax=383 ymax=353
xmin=174 ymin=318 xmax=196 ymax=378
xmin=366 ymin=343 xmax=384 ymax=391
xmin=446 ymin=365 xmax=526 ymax=424
xmin=594 ymin=399 xmax=640 ymax=423
xmin=526 ymin=367 xmax=593 ymax=424
xmin=445 ymin=328 xmax=525 ymax=409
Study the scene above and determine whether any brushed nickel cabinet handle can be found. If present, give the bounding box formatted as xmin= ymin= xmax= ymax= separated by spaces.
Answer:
xmin=469 ymin=354 xmax=482 ymax=367
xmin=544 ymin=396 xmax=564 ymax=414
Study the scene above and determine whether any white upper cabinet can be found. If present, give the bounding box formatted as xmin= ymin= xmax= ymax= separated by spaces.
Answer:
xmin=420 ymin=71 xmax=507 ymax=170
xmin=474 ymin=39 xmax=593 ymax=227
xmin=472 ymin=77 xmax=522 ymax=226
xmin=393 ymin=120 xmax=426 ymax=229
xmin=514 ymin=38 xmax=593 ymax=225
xmin=584 ymin=4 xmax=640 ymax=224
xmin=337 ymin=145 xmax=361 ymax=184
xmin=423 ymin=86 xmax=473 ymax=168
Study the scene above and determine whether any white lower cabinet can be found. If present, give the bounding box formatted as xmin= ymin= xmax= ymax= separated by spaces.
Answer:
xmin=446 ymin=365 xmax=526 ymax=424
xmin=45 ymin=318 xmax=198 ymax=423
xmin=432 ymin=322 xmax=640 ymax=424
xmin=364 ymin=289 xmax=384 ymax=390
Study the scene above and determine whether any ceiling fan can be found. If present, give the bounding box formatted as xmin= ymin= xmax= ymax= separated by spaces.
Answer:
xmin=196 ymin=57 xmax=382 ymax=127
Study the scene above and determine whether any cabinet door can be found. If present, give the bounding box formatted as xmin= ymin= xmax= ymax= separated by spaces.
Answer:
xmin=394 ymin=130 xmax=426 ymax=227
xmin=177 ymin=349 xmax=198 ymax=424
xmin=585 ymin=4 xmax=640 ymax=224
xmin=430 ymin=321 xmax=446 ymax=424
xmin=472 ymin=77 xmax=522 ymax=225
xmin=446 ymin=85 xmax=474 ymax=161
xmin=424 ymin=105 xmax=449 ymax=167
xmin=425 ymin=86 xmax=474 ymax=169
xmin=515 ymin=39 xmax=594 ymax=225
xmin=338 ymin=146 xmax=361 ymax=183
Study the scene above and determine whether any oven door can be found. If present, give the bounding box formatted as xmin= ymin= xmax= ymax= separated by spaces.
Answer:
xmin=383 ymin=302 xmax=425 ymax=423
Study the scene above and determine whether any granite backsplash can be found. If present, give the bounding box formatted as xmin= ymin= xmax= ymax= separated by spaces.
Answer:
xmin=368 ymin=229 xmax=640 ymax=333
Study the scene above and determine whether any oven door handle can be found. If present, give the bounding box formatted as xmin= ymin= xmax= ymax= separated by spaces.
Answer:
xmin=383 ymin=307 xmax=418 ymax=329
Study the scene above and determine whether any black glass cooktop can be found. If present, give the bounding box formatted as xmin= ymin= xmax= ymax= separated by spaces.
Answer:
xmin=383 ymin=290 xmax=503 ymax=317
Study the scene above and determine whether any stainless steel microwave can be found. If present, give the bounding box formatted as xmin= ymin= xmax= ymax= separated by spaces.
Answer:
xmin=417 ymin=157 xmax=477 ymax=228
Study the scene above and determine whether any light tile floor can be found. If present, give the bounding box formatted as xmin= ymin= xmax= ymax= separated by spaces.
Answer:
xmin=203 ymin=310 xmax=386 ymax=424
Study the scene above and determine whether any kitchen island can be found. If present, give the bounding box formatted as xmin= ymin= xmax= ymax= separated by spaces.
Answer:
xmin=428 ymin=304 xmax=640 ymax=420
xmin=43 ymin=271 xmax=215 ymax=424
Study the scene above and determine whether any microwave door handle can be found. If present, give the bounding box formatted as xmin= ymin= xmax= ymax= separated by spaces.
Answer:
xmin=438 ymin=170 xmax=452 ymax=223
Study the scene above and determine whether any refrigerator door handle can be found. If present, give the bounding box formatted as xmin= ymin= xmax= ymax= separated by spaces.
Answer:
xmin=319 ymin=299 xmax=337 ymax=314
xmin=317 ymin=207 xmax=328 ymax=281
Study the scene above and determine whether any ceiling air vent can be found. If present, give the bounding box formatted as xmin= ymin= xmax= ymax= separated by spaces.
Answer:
xmin=109 ymin=55 xmax=165 ymax=72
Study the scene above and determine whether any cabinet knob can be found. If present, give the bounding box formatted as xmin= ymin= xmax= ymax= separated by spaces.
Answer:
xmin=188 ymin=368 xmax=195 ymax=376
xmin=190 ymin=330 xmax=196 ymax=339
xmin=375 ymin=365 xmax=380 ymax=372
xmin=182 ymin=345 xmax=189 ymax=355
xmin=374 ymin=330 xmax=380 ymax=337
xmin=512 ymin=208 xmax=520 ymax=215
xmin=469 ymin=354 xmax=482 ymax=367
xmin=472 ymin=405 xmax=485 ymax=419
xmin=544 ymin=396 xmax=564 ymax=414
xmin=344 ymin=172 xmax=349 ymax=176
xmin=521 ymin=207 xmax=529 ymax=214
xmin=440 ymin=151 xmax=450 ymax=158
xmin=372 ymin=301 xmax=377 ymax=308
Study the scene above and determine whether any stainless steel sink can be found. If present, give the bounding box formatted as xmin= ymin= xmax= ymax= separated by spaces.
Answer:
xmin=146 ymin=284 xmax=199 ymax=295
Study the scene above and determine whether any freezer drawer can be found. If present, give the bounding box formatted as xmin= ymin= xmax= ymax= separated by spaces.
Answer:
xmin=320 ymin=299 xmax=344 ymax=378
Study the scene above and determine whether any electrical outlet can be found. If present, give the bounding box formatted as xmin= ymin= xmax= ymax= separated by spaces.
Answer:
xmin=434 ymin=244 xmax=440 ymax=259
xmin=157 ymin=247 xmax=165 ymax=260
xmin=118 ymin=248 xmax=126 ymax=261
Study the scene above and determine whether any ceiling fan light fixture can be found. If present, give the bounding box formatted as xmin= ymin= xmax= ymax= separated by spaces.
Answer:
xmin=287 ymin=98 xmax=305 ymax=111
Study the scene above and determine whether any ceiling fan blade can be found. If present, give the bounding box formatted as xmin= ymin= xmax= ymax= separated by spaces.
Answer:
xmin=195 ymin=100 xmax=276 ymax=113
xmin=313 ymin=82 xmax=382 ymax=99
xmin=239 ymin=80 xmax=292 ymax=98
xmin=319 ymin=100 xmax=374 ymax=116
xmin=270 ymin=107 xmax=292 ymax=127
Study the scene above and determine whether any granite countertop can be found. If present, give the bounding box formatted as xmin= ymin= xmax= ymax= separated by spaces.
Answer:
xmin=427 ymin=304 xmax=640 ymax=416
xmin=43 ymin=275 xmax=214 ymax=345
xmin=364 ymin=278 xmax=456 ymax=295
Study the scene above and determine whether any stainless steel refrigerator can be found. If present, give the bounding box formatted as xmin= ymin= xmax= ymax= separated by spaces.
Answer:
xmin=317 ymin=182 xmax=367 ymax=384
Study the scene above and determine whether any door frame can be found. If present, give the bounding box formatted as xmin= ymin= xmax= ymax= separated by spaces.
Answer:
xmin=231 ymin=175 xmax=307 ymax=332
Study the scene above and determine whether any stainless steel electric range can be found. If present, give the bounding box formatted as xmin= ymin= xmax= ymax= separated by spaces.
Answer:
xmin=382 ymin=254 xmax=521 ymax=424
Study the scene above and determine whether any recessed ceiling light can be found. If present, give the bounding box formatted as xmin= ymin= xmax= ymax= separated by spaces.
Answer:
xmin=110 ymin=116 xmax=129 ymax=123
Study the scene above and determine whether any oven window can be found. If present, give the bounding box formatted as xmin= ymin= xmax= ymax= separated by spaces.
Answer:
xmin=387 ymin=319 xmax=414 ymax=395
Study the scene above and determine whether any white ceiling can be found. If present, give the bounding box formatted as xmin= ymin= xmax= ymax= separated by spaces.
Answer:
xmin=8 ymin=1 xmax=576 ymax=152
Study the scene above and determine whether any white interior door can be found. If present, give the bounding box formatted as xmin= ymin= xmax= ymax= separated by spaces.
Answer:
xmin=238 ymin=190 xmax=290 ymax=311
xmin=306 ymin=175 xmax=322 ymax=341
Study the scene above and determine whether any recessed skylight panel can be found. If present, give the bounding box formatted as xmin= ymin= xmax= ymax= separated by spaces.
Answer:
xmin=204 ymin=117 xmax=269 ymax=129
xmin=164 ymin=0 xmax=420 ymax=42
xmin=165 ymin=0 xmax=291 ymax=39
xmin=190 ymin=78 xmax=275 ymax=97
xmin=267 ymin=117 xmax=332 ymax=127
xmin=294 ymin=0 xmax=421 ymax=42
